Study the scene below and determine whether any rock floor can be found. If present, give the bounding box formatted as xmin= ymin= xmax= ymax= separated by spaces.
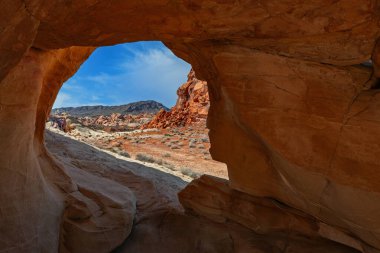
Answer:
xmin=45 ymin=130 xmax=360 ymax=253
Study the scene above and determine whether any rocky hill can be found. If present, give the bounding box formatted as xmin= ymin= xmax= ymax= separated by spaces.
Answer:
xmin=77 ymin=113 xmax=154 ymax=132
xmin=143 ymin=69 xmax=209 ymax=129
xmin=52 ymin=100 xmax=168 ymax=117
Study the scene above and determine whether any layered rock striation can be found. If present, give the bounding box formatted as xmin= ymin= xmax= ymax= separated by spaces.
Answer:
xmin=179 ymin=175 xmax=366 ymax=252
xmin=143 ymin=69 xmax=209 ymax=129
xmin=1 ymin=1 xmax=380 ymax=252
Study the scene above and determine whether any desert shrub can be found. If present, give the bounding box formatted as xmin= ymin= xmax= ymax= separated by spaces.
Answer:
xmin=189 ymin=139 xmax=197 ymax=146
xmin=155 ymin=159 xmax=163 ymax=165
xmin=111 ymin=147 xmax=120 ymax=153
xmin=165 ymin=163 xmax=175 ymax=170
xmin=118 ymin=151 xmax=131 ymax=158
xmin=180 ymin=167 xmax=201 ymax=179
xmin=163 ymin=153 xmax=171 ymax=158
xmin=135 ymin=153 xmax=165 ymax=165
xmin=197 ymin=144 xmax=205 ymax=149
xmin=136 ymin=153 xmax=155 ymax=163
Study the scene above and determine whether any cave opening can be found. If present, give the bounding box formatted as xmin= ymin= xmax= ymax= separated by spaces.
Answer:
xmin=2 ymin=1 xmax=379 ymax=252
xmin=47 ymin=41 xmax=228 ymax=183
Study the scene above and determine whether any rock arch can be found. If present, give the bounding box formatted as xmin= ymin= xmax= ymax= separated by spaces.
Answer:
xmin=2 ymin=0 xmax=380 ymax=252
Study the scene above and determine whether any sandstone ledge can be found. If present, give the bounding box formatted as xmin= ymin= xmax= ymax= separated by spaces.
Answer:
xmin=179 ymin=175 xmax=374 ymax=252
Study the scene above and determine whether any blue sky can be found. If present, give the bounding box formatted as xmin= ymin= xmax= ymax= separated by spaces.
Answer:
xmin=53 ymin=41 xmax=191 ymax=108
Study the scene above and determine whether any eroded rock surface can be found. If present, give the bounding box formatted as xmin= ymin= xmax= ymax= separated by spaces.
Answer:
xmin=47 ymin=130 xmax=359 ymax=253
xmin=179 ymin=175 xmax=367 ymax=252
xmin=78 ymin=113 xmax=154 ymax=132
xmin=1 ymin=0 xmax=380 ymax=252
xmin=143 ymin=69 xmax=209 ymax=129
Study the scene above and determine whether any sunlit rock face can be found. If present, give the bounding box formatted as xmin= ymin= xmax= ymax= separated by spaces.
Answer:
xmin=143 ymin=69 xmax=209 ymax=129
xmin=1 ymin=0 xmax=380 ymax=252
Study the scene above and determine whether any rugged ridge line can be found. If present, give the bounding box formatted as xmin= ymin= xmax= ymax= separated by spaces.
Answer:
xmin=52 ymin=100 xmax=168 ymax=117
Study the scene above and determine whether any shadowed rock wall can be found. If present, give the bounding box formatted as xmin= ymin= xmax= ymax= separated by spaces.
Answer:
xmin=1 ymin=0 xmax=380 ymax=252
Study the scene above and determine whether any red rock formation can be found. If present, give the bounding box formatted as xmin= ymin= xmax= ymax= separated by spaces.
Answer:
xmin=179 ymin=175 xmax=366 ymax=252
xmin=143 ymin=69 xmax=209 ymax=129
xmin=1 ymin=1 xmax=380 ymax=252
xmin=77 ymin=113 xmax=153 ymax=132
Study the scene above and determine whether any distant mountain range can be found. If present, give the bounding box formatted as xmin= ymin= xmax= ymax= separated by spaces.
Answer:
xmin=52 ymin=100 xmax=168 ymax=117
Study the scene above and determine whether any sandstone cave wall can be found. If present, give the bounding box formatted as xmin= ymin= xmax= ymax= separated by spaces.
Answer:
xmin=2 ymin=0 xmax=380 ymax=252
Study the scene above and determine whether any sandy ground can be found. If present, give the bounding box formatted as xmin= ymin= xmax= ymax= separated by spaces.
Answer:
xmin=46 ymin=126 xmax=194 ymax=184
xmin=47 ymin=122 xmax=228 ymax=179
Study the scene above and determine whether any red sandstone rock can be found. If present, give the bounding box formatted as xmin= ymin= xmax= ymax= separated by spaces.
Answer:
xmin=0 ymin=46 xmax=137 ymax=252
xmin=47 ymin=130 xmax=359 ymax=253
xmin=179 ymin=175 xmax=366 ymax=252
xmin=143 ymin=69 xmax=209 ymax=129
xmin=75 ymin=113 xmax=154 ymax=132
xmin=1 ymin=1 xmax=380 ymax=252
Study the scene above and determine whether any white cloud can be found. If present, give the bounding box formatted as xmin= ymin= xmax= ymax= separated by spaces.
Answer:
xmin=91 ymin=95 xmax=100 ymax=101
xmin=113 ymin=46 xmax=191 ymax=107
xmin=86 ymin=72 xmax=112 ymax=85
xmin=55 ymin=42 xmax=191 ymax=108
xmin=53 ymin=92 xmax=71 ymax=108
xmin=121 ymin=48 xmax=177 ymax=70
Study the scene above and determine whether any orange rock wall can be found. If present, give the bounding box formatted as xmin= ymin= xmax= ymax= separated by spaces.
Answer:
xmin=1 ymin=0 xmax=380 ymax=252
xmin=0 ymin=47 xmax=93 ymax=251
xmin=143 ymin=69 xmax=209 ymax=129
